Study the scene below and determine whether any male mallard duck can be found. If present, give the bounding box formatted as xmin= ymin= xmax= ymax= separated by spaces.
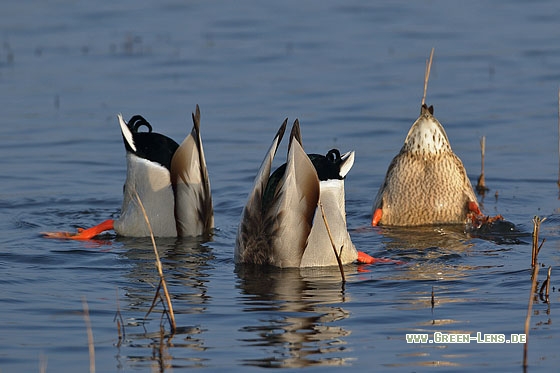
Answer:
xmin=235 ymin=119 xmax=374 ymax=267
xmin=372 ymin=104 xmax=481 ymax=226
xmin=44 ymin=105 xmax=213 ymax=239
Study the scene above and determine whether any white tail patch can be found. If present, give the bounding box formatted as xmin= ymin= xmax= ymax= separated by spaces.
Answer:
xmin=118 ymin=113 xmax=136 ymax=152
xmin=339 ymin=151 xmax=355 ymax=178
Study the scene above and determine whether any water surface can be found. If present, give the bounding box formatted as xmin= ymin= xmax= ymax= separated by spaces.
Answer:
xmin=1 ymin=0 xmax=560 ymax=371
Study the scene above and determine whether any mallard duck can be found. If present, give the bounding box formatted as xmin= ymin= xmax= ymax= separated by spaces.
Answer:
xmin=372 ymin=104 xmax=481 ymax=226
xmin=44 ymin=105 xmax=213 ymax=239
xmin=235 ymin=119 xmax=373 ymax=268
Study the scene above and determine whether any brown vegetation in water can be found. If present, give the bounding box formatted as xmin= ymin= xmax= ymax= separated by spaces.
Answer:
xmin=523 ymin=216 xmax=552 ymax=369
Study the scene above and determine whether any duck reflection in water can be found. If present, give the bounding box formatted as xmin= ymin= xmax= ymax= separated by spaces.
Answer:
xmin=236 ymin=265 xmax=357 ymax=368
xmin=374 ymin=224 xmax=476 ymax=281
xmin=371 ymin=222 xmax=525 ymax=281
xmin=120 ymin=237 xmax=213 ymax=309
xmin=114 ymin=236 xmax=213 ymax=369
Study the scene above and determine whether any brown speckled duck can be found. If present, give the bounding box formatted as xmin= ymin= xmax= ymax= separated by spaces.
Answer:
xmin=372 ymin=104 xmax=481 ymax=226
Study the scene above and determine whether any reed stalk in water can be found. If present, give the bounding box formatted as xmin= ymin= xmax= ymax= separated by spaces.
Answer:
xmin=431 ymin=286 xmax=435 ymax=309
xmin=523 ymin=216 xmax=546 ymax=368
xmin=421 ymin=48 xmax=435 ymax=107
xmin=114 ymin=289 xmax=125 ymax=347
xmin=82 ymin=296 xmax=95 ymax=373
xmin=523 ymin=263 xmax=539 ymax=369
xmin=135 ymin=192 xmax=176 ymax=333
xmin=39 ymin=354 xmax=47 ymax=373
xmin=431 ymin=286 xmax=436 ymax=325
xmin=476 ymin=136 xmax=489 ymax=195
xmin=531 ymin=216 xmax=546 ymax=268
xmin=319 ymin=202 xmax=345 ymax=282
xmin=545 ymin=266 xmax=551 ymax=299
xmin=539 ymin=266 xmax=552 ymax=302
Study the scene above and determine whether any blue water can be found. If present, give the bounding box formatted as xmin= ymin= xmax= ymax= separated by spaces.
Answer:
xmin=2 ymin=0 xmax=560 ymax=371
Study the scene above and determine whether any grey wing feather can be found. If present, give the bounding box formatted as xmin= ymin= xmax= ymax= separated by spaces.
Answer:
xmin=171 ymin=105 xmax=214 ymax=236
xmin=269 ymin=131 xmax=319 ymax=267
xmin=235 ymin=120 xmax=287 ymax=264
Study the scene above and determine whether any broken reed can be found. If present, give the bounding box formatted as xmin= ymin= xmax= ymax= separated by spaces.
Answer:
xmin=531 ymin=216 xmax=546 ymax=268
xmin=539 ymin=266 xmax=552 ymax=301
xmin=523 ymin=216 xmax=546 ymax=369
xmin=135 ymin=192 xmax=176 ymax=333
xmin=523 ymin=262 xmax=539 ymax=369
xmin=114 ymin=289 xmax=125 ymax=346
xmin=476 ymin=136 xmax=489 ymax=195
xmin=431 ymin=286 xmax=435 ymax=309
xmin=82 ymin=297 xmax=96 ymax=373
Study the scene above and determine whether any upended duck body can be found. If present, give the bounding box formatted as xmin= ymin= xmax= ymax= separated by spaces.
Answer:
xmin=372 ymin=104 xmax=481 ymax=226
xmin=44 ymin=105 xmax=213 ymax=239
xmin=235 ymin=119 xmax=374 ymax=268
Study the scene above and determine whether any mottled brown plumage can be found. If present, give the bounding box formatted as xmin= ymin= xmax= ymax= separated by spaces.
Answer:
xmin=372 ymin=104 xmax=479 ymax=226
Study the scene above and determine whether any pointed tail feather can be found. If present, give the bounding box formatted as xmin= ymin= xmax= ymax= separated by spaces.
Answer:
xmin=171 ymin=105 xmax=214 ymax=236
xmin=270 ymin=124 xmax=319 ymax=267
xmin=235 ymin=119 xmax=288 ymax=264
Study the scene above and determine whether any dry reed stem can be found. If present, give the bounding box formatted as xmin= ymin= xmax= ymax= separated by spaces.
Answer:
xmin=539 ymin=266 xmax=552 ymax=301
xmin=531 ymin=216 xmax=546 ymax=268
xmin=146 ymin=281 xmax=163 ymax=317
xmin=134 ymin=192 xmax=176 ymax=333
xmin=431 ymin=286 xmax=435 ymax=309
xmin=144 ymin=281 xmax=174 ymax=334
xmin=39 ymin=354 xmax=47 ymax=373
xmin=319 ymin=202 xmax=345 ymax=282
xmin=431 ymin=286 xmax=436 ymax=324
xmin=476 ymin=136 xmax=489 ymax=194
xmin=151 ymin=281 xmax=175 ymax=333
xmin=523 ymin=263 xmax=539 ymax=369
xmin=546 ymin=266 xmax=551 ymax=298
xmin=155 ymin=324 xmax=172 ymax=371
xmin=524 ymin=216 xmax=547 ymax=368
xmin=81 ymin=296 xmax=95 ymax=373
xmin=422 ymin=48 xmax=435 ymax=107
xmin=114 ymin=289 xmax=125 ymax=346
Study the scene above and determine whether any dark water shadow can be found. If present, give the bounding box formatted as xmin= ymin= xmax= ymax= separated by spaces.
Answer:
xmin=370 ymin=223 xmax=526 ymax=281
xmin=467 ymin=219 xmax=529 ymax=245
xmin=235 ymin=265 xmax=357 ymax=368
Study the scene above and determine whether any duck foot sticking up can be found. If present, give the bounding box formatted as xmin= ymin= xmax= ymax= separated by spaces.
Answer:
xmin=372 ymin=104 xmax=482 ymax=227
xmin=235 ymin=119 xmax=377 ymax=267
xmin=44 ymin=105 xmax=213 ymax=239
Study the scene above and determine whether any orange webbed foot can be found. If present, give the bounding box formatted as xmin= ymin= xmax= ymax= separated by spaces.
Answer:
xmin=466 ymin=201 xmax=505 ymax=229
xmin=468 ymin=201 xmax=482 ymax=216
xmin=371 ymin=208 xmax=383 ymax=226
xmin=357 ymin=251 xmax=403 ymax=265
xmin=43 ymin=219 xmax=115 ymax=240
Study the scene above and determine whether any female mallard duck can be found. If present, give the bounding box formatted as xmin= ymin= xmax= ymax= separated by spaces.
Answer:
xmin=44 ymin=105 xmax=213 ymax=239
xmin=235 ymin=119 xmax=374 ymax=268
xmin=372 ymin=104 xmax=481 ymax=226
